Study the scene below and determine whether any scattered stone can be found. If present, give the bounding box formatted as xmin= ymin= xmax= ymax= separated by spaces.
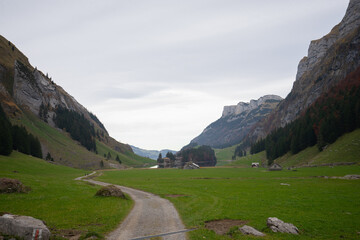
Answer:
xmin=95 ymin=185 xmax=126 ymax=198
xmin=280 ymin=183 xmax=290 ymax=186
xmin=239 ymin=225 xmax=266 ymax=237
xmin=267 ymin=217 xmax=299 ymax=234
xmin=0 ymin=214 xmax=50 ymax=240
xmin=341 ymin=175 xmax=360 ymax=179
xmin=0 ymin=178 xmax=31 ymax=193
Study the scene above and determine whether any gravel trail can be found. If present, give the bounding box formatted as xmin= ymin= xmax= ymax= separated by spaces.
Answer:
xmin=76 ymin=174 xmax=188 ymax=240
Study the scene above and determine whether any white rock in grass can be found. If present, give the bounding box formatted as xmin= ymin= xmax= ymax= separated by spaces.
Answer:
xmin=239 ymin=225 xmax=266 ymax=237
xmin=267 ymin=217 xmax=299 ymax=234
xmin=0 ymin=214 xmax=50 ymax=240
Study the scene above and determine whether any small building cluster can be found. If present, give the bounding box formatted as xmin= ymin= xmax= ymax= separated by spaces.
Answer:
xmin=158 ymin=156 xmax=200 ymax=169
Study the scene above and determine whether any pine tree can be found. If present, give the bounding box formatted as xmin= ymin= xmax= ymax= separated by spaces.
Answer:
xmin=116 ymin=155 xmax=121 ymax=164
xmin=0 ymin=105 xmax=12 ymax=156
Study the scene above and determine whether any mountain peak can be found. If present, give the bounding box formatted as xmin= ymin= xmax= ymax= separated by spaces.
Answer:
xmin=190 ymin=94 xmax=282 ymax=148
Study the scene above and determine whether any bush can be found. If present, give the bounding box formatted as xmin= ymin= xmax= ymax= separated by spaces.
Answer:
xmin=95 ymin=185 xmax=126 ymax=199
xmin=0 ymin=178 xmax=31 ymax=193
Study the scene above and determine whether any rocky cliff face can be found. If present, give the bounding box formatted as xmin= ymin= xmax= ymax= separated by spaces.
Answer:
xmin=190 ymin=95 xmax=282 ymax=148
xmin=222 ymin=95 xmax=283 ymax=118
xmin=13 ymin=61 xmax=87 ymax=127
xmin=246 ymin=0 xmax=360 ymax=142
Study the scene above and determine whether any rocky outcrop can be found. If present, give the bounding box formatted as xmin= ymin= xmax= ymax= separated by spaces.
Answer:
xmin=297 ymin=0 xmax=360 ymax=82
xmin=222 ymin=95 xmax=283 ymax=118
xmin=190 ymin=95 xmax=282 ymax=148
xmin=267 ymin=217 xmax=299 ymax=234
xmin=239 ymin=225 xmax=266 ymax=237
xmin=13 ymin=61 xmax=89 ymax=128
xmin=247 ymin=0 xmax=360 ymax=141
xmin=0 ymin=214 xmax=50 ymax=240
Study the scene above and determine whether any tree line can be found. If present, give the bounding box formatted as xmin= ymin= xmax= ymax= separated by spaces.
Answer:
xmin=250 ymin=67 xmax=360 ymax=165
xmin=0 ymin=105 xmax=42 ymax=158
xmin=54 ymin=106 xmax=96 ymax=152
xmin=179 ymin=145 xmax=217 ymax=167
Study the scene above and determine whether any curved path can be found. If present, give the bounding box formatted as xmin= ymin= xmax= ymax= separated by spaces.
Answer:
xmin=76 ymin=173 xmax=188 ymax=240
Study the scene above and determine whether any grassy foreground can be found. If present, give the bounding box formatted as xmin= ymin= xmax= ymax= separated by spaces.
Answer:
xmin=0 ymin=152 xmax=133 ymax=237
xmin=98 ymin=166 xmax=360 ymax=239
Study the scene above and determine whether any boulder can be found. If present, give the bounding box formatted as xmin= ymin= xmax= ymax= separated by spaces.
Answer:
xmin=0 ymin=178 xmax=30 ymax=193
xmin=239 ymin=225 xmax=266 ymax=237
xmin=0 ymin=214 xmax=50 ymax=240
xmin=95 ymin=185 xmax=126 ymax=198
xmin=267 ymin=217 xmax=299 ymax=234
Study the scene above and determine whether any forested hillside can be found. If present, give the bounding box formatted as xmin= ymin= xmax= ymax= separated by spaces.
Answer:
xmin=251 ymin=66 xmax=360 ymax=165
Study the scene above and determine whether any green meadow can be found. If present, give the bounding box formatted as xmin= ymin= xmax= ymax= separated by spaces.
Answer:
xmin=0 ymin=152 xmax=133 ymax=238
xmin=1 ymin=130 xmax=360 ymax=240
xmin=97 ymin=166 xmax=360 ymax=239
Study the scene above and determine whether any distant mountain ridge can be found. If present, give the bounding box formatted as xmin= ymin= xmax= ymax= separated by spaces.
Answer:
xmin=130 ymin=145 xmax=177 ymax=160
xmin=190 ymin=95 xmax=283 ymax=148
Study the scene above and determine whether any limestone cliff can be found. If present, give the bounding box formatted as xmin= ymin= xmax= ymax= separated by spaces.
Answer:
xmin=190 ymin=95 xmax=282 ymax=148
xmin=246 ymin=0 xmax=360 ymax=142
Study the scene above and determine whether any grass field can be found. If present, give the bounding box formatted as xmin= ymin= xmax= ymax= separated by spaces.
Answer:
xmin=97 ymin=166 xmax=360 ymax=239
xmin=0 ymin=152 xmax=133 ymax=238
xmin=214 ymin=145 xmax=237 ymax=166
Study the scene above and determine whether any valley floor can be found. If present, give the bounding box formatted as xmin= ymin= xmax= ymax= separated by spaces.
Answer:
xmin=97 ymin=166 xmax=360 ymax=240
xmin=1 ymin=149 xmax=360 ymax=240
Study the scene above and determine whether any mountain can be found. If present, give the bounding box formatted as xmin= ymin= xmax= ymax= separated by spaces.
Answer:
xmin=246 ymin=0 xmax=360 ymax=143
xmin=0 ymin=35 xmax=153 ymax=169
xmin=130 ymin=145 xmax=177 ymax=160
xmin=190 ymin=95 xmax=283 ymax=148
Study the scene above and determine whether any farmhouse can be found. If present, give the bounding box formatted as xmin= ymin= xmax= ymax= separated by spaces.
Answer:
xmin=162 ymin=157 xmax=171 ymax=168
xmin=252 ymin=162 xmax=259 ymax=168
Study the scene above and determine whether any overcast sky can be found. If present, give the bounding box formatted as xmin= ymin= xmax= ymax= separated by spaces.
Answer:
xmin=0 ymin=0 xmax=349 ymax=151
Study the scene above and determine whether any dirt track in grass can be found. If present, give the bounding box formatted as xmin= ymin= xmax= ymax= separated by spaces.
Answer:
xmin=76 ymin=173 xmax=187 ymax=240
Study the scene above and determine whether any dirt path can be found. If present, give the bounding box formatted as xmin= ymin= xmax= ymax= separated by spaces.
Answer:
xmin=76 ymin=173 xmax=188 ymax=240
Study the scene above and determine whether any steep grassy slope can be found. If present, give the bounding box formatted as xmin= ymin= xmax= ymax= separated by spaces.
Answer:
xmin=10 ymin=110 xmax=155 ymax=169
xmin=96 ymin=140 xmax=155 ymax=168
xmin=0 ymin=152 xmax=133 ymax=237
xmin=275 ymin=129 xmax=360 ymax=167
xmin=12 ymin=111 xmax=105 ymax=169
xmin=98 ymin=166 xmax=360 ymax=239
xmin=227 ymin=129 xmax=360 ymax=168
